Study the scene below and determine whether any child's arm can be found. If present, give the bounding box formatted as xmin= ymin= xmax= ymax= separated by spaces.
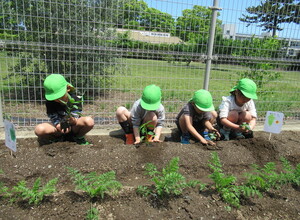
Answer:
xmin=183 ymin=115 xmax=210 ymax=145
xmin=220 ymin=117 xmax=240 ymax=130
xmin=133 ymin=127 xmax=141 ymax=145
xmin=204 ymin=120 xmax=220 ymax=138
xmin=248 ymin=117 xmax=256 ymax=130
xmin=153 ymin=126 xmax=162 ymax=142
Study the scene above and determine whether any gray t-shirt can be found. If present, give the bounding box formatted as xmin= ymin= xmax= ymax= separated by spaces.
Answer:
xmin=130 ymin=99 xmax=165 ymax=128
xmin=176 ymin=102 xmax=212 ymax=124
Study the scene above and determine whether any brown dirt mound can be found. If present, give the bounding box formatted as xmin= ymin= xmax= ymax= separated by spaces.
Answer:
xmin=0 ymin=130 xmax=300 ymax=220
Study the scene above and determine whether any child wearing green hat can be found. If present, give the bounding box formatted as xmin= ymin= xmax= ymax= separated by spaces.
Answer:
xmin=34 ymin=74 xmax=94 ymax=145
xmin=116 ymin=84 xmax=165 ymax=145
xmin=175 ymin=89 xmax=220 ymax=145
xmin=218 ymin=78 xmax=258 ymax=141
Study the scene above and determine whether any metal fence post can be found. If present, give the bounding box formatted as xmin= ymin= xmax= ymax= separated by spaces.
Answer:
xmin=0 ymin=93 xmax=3 ymax=127
xmin=203 ymin=0 xmax=221 ymax=90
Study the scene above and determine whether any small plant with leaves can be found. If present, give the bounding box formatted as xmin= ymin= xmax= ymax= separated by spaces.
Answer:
xmin=245 ymin=157 xmax=300 ymax=191
xmin=245 ymin=161 xmax=283 ymax=191
xmin=11 ymin=177 xmax=58 ymax=205
xmin=137 ymin=157 xmax=201 ymax=198
xmin=86 ymin=205 xmax=99 ymax=220
xmin=0 ymin=182 xmax=10 ymax=199
xmin=67 ymin=167 xmax=122 ymax=199
xmin=59 ymin=94 xmax=83 ymax=132
xmin=0 ymin=170 xmax=11 ymax=199
xmin=139 ymin=120 xmax=155 ymax=143
xmin=208 ymin=152 xmax=261 ymax=208
xmin=240 ymin=122 xmax=251 ymax=131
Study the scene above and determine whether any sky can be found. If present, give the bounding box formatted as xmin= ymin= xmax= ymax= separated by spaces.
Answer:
xmin=143 ymin=0 xmax=300 ymax=39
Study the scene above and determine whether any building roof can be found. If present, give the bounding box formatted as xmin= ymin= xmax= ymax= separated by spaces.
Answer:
xmin=117 ymin=29 xmax=182 ymax=44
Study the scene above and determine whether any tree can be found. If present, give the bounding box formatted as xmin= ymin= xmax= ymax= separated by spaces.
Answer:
xmin=140 ymin=8 xmax=175 ymax=33
xmin=115 ymin=0 xmax=148 ymax=29
xmin=239 ymin=0 xmax=300 ymax=37
xmin=175 ymin=5 xmax=221 ymax=43
xmin=3 ymin=0 xmax=122 ymax=99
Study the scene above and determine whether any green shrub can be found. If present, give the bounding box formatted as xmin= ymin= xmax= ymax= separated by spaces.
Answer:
xmin=67 ymin=167 xmax=122 ymax=199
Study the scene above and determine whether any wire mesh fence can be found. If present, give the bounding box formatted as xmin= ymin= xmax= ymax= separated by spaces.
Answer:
xmin=0 ymin=0 xmax=299 ymax=127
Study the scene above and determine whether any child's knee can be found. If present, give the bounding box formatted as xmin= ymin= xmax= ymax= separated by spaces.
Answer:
xmin=116 ymin=106 xmax=130 ymax=121
xmin=34 ymin=123 xmax=51 ymax=136
xmin=227 ymin=110 xmax=239 ymax=122
xmin=85 ymin=117 xmax=95 ymax=127
xmin=240 ymin=111 xmax=252 ymax=122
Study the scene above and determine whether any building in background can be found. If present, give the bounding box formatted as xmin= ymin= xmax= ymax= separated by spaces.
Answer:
xmin=222 ymin=24 xmax=300 ymax=58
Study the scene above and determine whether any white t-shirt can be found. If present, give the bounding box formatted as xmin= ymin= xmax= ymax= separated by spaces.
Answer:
xmin=219 ymin=95 xmax=257 ymax=119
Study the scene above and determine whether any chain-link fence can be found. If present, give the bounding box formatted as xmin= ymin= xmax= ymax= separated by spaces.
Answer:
xmin=0 ymin=0 xmax=299 ymax=127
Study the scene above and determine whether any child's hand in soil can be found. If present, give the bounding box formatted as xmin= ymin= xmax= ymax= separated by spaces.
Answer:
xmin=201 ymin=140 xmax=215 ymax=146
xmin=152 ymin=138 xmax=162 ymax=143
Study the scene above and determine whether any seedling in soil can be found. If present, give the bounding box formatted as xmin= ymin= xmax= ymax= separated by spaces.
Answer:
xmin=0 ymin=170 xmax=9 ymax=199
xmin=11 ymin=177 xmax=58 ymax=205
xmin=208 ymin=152 xmax=261 ymax=208
xmin=208 ymin=132 xmax=217 ymax=141
xmin=67 ymin=167 xmax=122 ymax=199
xmin=240 ymin=122 xmax=251 ymax=131
xmin=245 ymin=157 xmax=300 ymax=191
xmin=86 ymin=205 xmax=99 ymax=220
xmin=137 ymin=157 xmax=201 ymax=198
xmin=139 ymin=120 xmax=155 ymax=144
xmin=59 ymin=94 xmax=83 ymax=132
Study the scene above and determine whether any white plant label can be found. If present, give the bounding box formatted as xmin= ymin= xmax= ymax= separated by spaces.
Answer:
xmin=4 ymin=120 xmax=17 ymax=152
xmin=263 ymin=111 xmax=284 ymax=134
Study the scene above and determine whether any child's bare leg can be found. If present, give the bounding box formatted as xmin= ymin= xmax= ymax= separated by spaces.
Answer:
xmin=34 ymin=122 xmax=59 ymax=139
xmin=116 ymin=106 xmax=130 ymax=122
xmin=227 ymin=110 xmax=239 ymax=124
xmin=71 ymin=116 xmax=94 ymax=137
xmin=143 ymin=111 xmax=157 ymax=129
xmin=116 ymin=106 xmax=134 ymax=144
xmin=238 ymin=111 xmax=252 ymax=124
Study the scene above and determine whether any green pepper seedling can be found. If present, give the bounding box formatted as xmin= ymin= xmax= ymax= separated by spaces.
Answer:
xmin=240 ymin=122 xmax=251 ymax=131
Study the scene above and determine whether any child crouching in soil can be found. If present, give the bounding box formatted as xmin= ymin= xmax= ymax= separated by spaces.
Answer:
xmin=34 ymin=74 xmax=94 ymax=145
xmin=175 ymin=89 xmax=220 ymax=146
xmin=116 ymin=84 xmax=165 ymax=145
xmin=218 ymin=78 xmax=258 ymax=141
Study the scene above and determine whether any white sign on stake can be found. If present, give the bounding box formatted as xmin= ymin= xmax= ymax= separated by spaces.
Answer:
xmin=264 ymin=111 xmax=284 ymax=135
xmin=4 ymin=119 xmax=17 ymax=152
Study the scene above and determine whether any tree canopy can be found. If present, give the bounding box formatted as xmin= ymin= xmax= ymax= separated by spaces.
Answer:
xmin=239 ymin=0 xmax=300 ymax=37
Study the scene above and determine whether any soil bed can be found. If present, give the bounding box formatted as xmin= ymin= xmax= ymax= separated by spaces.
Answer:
xmin=1 ymin=130 xmax=300 ymax=220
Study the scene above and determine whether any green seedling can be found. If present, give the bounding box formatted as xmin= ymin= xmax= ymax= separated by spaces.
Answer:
xmin=86 ymin=205 xmax=99 ymax=220
xmin=67 ymin=167 xmax=122 ymax=199
xmin=59 ymin=94 xmax=83 ymax=132
xmin=208 ymin=152 xmax=261 ymax=208
xmin=139 ymin=120 xmax=155 ymax=144
xmin=11 ymin=177 xmax=58 ymax=205
xmin=137 ymin=157 xmax=202 ymax=198
xmin=208 ymin=132 xmax=217 ymax=141
xmin=240 ymin=122 xmax=251 ymax=131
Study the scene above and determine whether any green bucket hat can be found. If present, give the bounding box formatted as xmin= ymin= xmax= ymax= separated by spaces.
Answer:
xmin=190 ymin=89 xmax=215 ymax=112
xmin=230 ymin=78 xmax=258 ymax=99
xmin=43 ymin=74 xmax=73 ymax=101
xmin=140 ymin=84 xmax=162 ymax=111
